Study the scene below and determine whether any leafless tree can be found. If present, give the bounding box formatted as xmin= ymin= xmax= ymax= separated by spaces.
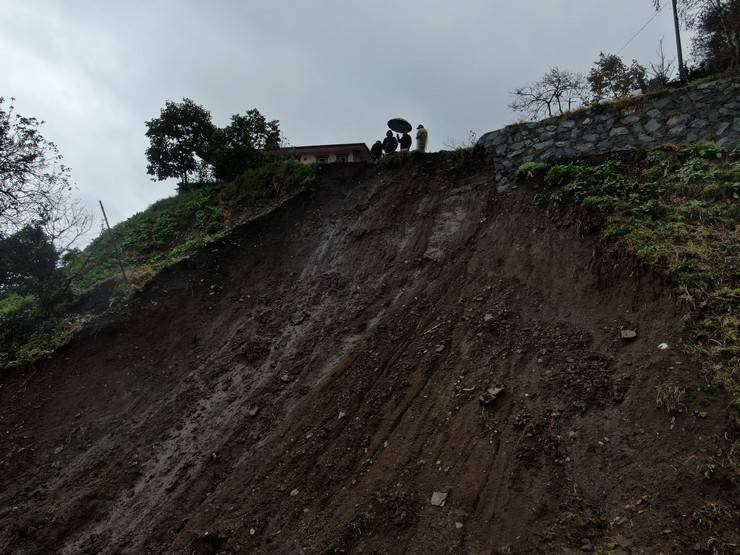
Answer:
xmin=0 ymin=97 xmax=91 ymax=251
xmin=443 ymin=130 xmax=478 ymax=150
xmin=648 ymin=39 xmax=677 ymax=88
xmin=510 ymin=68 xmax=590 ymax=120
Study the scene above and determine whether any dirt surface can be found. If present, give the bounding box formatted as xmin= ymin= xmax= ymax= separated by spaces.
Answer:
xmin=1 ymin=152 xmax=738 ymax=554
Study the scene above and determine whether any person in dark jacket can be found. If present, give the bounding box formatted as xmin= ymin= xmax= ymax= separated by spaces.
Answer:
xmin=397 ymin=132 xmax=412 ymax=151
xmin=382 ymin=130 xmax=398 ymax=155
xmin=371 ymin=140 xmax=383 ymax=161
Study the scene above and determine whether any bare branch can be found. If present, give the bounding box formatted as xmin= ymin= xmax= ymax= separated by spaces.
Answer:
xmin=510 ymin=68 xmax=589 ymax=121
xmin=0 ymin=97 xmax=92 ymax=252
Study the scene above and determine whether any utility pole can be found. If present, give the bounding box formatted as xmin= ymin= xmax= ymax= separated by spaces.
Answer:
xmin=671 ymin=0 xmax=688 ymax=81
xmin=98 ymin=200 xmax=129 ymax=284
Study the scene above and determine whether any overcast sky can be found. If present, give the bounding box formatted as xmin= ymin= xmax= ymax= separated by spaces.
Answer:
xmin=1 ymin=1 xmax=688 ymax=237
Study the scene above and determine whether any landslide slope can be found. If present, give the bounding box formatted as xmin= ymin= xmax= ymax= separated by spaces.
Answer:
xmin=1 ymin=152 xmax=737 ymax=554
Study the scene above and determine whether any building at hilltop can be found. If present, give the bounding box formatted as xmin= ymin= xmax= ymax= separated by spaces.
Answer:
xmin=282 ymin=143 xmax=371 ymax=164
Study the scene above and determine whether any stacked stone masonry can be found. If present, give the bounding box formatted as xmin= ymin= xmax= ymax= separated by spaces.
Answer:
xmin=478 ymin=76 xmax=740 ymax=191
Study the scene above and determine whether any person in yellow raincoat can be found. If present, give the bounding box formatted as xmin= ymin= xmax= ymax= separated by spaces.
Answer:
xmin=416 ymin=124 xmax=428 ymax=153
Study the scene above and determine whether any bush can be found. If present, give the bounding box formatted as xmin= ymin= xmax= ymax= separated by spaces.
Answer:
xmin=688 ymin=142 xmax=726 ymax=159
xmin=0 ymin=294 xmax=43 ymax=341
xmin=0 ymin=225 xmax=69 ymax=310
xmin=233 ymin=160 xmax=317 ymax=198
xmin=587 ymin=53 xmax=647 ymax=101
xmin=544 ymin=163 xmax=591 ymax=186
xmin=516 ymin=161 xmax=548 ymax=179
xmin=0 ymin=294 xmax=44 ymax=365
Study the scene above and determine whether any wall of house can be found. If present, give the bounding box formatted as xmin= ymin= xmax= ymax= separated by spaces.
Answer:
xmin=295 ymin=152 xmax=360 ymax=165
xmin=477 ymin=76 xmax=740 ymax=191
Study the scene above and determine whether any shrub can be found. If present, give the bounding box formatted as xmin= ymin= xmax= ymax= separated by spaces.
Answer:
xmin=516 ymin=161 xmax=548 ymax=179
xmin=0 ymin=293 xmax=44 ymax=367
xmin=234 ymin=160 xmax=317 ymax=198
xmin=544 ymin=163 xmax=591 ymax=186
xmin=688 ymin=142 xmax=726 ymax=159
xmin=0 ymin=294 xmax=43 ymax=344
xmin=581 ymin=195 xmax=617 ymax=214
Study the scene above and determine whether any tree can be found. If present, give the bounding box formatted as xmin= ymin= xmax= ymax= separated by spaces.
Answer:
xmin=145 ymin=98 xmax=215 ymax=184
xmin=654 ymin=0 xmax=740 ymax=76
xmin=587 ymin=53 xmax=647 ymax=101
xmin=0 ymin=224 xmax=67 ymax=309
xmin=510 ymin=68 xmax=589 ymax=120
xmin=0 ymin=97 xmax=91 ymax=250
xmin=208 ymin=109 xmax=281 ymax=181
xmin=692 ymin=0 xmax=740 ymax=71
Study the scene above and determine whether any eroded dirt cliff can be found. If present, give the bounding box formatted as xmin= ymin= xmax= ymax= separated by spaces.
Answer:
xmin=1 ymin=153 xmax=737 ymax=554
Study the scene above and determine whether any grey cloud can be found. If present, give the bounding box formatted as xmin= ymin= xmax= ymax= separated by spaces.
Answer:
xmin=0 ymin=0 xmax=683 ymax=233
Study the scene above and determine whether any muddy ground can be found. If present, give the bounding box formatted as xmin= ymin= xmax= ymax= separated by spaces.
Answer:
xmin=1 ymin=152 xmax=738 ymax=554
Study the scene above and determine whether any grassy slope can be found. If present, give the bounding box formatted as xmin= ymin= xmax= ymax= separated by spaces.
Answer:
xmin=0 ymin=161 xmax=317 ymax=368
xmin=68 ymin=160 xmax=317 ymax=295
xmin=520 ymin=143 xmax=740 ymax=474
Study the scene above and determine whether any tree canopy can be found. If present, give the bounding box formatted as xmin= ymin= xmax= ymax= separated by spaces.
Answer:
xmin=0 ymin=224 xmax=67 ymax=309
xmin=0 ymin=97 xmax=90 ymax=250
xmin=145 ymin=100 xmax=283 ymax=184
xmin=653 ymin=0 xmax=740 ymax=71
xmin=208 ymin=109 xmax=281 ymax=181
xmin=692 ymin=0 xmax=740 ymax=71
xmin=587 ymin=53 xmax=647 ymax=101
xmin=145 ymin=98 xmax=215 ymax=184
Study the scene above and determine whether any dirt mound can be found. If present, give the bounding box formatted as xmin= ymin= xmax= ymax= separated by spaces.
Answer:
xmin=1 ymin=153 xmax=737 ymax=554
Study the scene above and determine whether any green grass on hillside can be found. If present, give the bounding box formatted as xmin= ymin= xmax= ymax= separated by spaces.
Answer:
xmin=67 ymin=160 xmax=317 ymax=295
xmin=0 ymin=160 xmax=317 ymax=369
xmin=521 ymin=143 xmax=740 ymax=475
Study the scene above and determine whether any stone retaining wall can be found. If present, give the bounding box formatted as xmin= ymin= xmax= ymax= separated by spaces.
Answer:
xmin=477 ymin=76 xmax=740 ymax=191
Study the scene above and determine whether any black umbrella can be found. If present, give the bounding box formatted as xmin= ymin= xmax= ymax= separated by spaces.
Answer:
xmin=387 ymin=118 xmax=412 ymax=134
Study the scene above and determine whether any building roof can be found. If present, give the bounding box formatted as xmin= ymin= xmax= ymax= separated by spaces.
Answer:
xmin=282 ymin=143 xmax=370 ymax=155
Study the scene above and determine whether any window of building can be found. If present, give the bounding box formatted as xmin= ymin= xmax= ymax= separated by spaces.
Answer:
xmin=317 ymin=156 xmax=329 ymax=164
xmin=336 ymin=155 xmax=347 ymax=163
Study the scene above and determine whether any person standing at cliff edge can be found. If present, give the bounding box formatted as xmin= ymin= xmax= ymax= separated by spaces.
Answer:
xmin=382 ymin=130 xmax=398 ymax=156
xmin=397 ymin=131 xmax=412 ymax=152
xmin=371 ymin=140 xmax=383 ymax=161
xmin=416 ymin=124 xmax=428 ymax=153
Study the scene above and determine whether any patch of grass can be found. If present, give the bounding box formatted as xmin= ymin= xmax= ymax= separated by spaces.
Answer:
xmin=655 ymin=384 xmax=686 ymax=414
xmin=2 ymin=160 xmax=317 ymax=370
xmin=702 ymin=463 xmax=717 ymax=480
xmin=544 ymin=163 xmax=591 ymax=187
xmin=66 ymin=160 xmax=317 ymax=296
xmin=691 ymin=501 xmax=728 ymax=528
xmin=0 ymin=294 xmax=94 ymax=368
xmin=1 ymin=311 xmax=92 ymax=369
xmin=534 ymin=145 xmax=739 ymax=471
xmin=516 ymin=161 xmax=548 ymax=179
xmin=341 ymin=487 xmax=417 ymax=546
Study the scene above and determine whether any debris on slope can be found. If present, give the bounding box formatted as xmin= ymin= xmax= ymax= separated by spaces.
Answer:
xmin=0 ymin=150 xmax=737 ymax=555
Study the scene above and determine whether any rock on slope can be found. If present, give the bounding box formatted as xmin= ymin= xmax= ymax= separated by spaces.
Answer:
xmin=0 ymin=152 xmax=736 ymax=554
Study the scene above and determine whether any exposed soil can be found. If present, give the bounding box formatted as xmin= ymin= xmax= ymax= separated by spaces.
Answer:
xmin=1 ymin=152 xmax=738 ymax=554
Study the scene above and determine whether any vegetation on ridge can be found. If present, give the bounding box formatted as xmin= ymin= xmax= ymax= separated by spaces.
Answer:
xmin=520 ymin=143 xmax=740 ymax=475
xmin=0 ymin=160 xmax=317 ymax=369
